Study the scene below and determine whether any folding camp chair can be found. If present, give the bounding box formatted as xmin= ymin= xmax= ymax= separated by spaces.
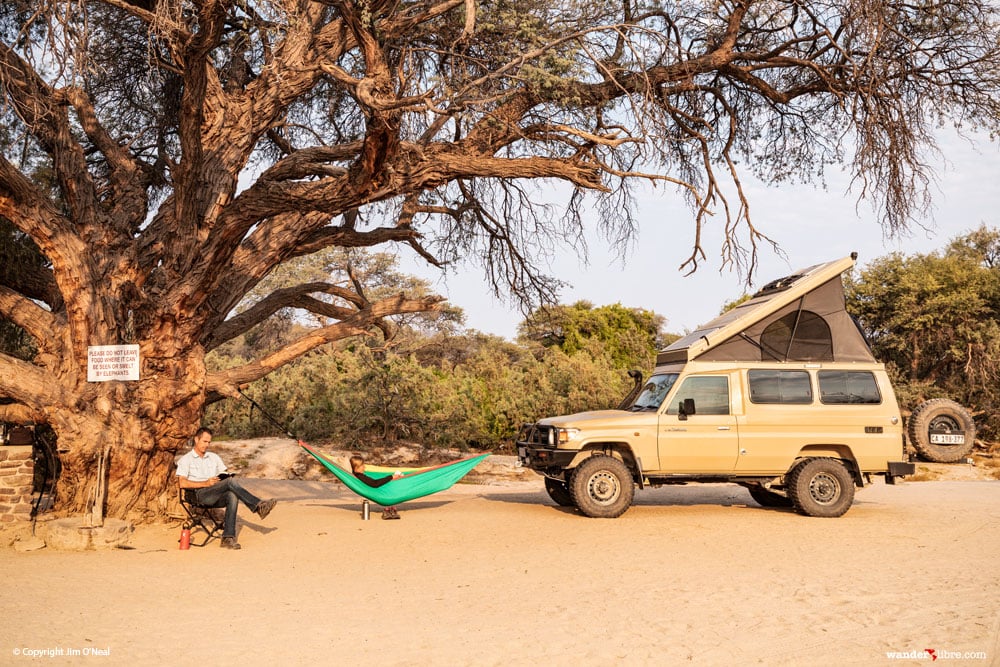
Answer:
xmin=178 ymin=486 xmax=225 ymax=547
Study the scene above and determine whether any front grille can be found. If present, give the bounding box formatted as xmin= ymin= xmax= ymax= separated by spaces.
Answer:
xmin=517 ymin=423 xmax=553 ymax=446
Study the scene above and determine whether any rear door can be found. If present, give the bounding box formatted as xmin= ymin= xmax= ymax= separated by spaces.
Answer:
xmin=734 ymin=368 xmax=814 ymax=473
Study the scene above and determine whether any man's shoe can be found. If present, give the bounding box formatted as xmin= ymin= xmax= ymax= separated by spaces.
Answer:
xmin=220 ymin=536 xmax=241 ymax=550
xmin=255 ymin=498 xmax=277 ymax=520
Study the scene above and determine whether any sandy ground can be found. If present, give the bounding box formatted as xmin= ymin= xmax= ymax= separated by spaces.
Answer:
xmin=2 ymin=446 xmax=999 ymax=666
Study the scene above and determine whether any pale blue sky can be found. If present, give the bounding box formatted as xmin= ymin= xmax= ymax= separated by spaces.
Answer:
xmin=398 ymin=129 xmax=1000 ymax=339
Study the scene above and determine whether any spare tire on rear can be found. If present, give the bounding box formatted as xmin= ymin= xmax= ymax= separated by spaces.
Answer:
xmin=908 ymin=399 xmax=976 ymax=463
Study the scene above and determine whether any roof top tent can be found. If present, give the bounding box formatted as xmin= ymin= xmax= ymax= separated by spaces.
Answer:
xmin=657 ymin=253 xmax=874 ymax=366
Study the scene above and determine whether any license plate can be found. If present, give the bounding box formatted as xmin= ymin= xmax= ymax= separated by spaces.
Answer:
xmin=930 ymin=433 xmax=965 ymax=445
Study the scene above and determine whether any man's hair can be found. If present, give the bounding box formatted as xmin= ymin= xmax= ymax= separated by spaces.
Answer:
xmin=349 ymin=455 xmax=364 ymax=472
xmin=195 ymin=426 xmax=213 ymax=439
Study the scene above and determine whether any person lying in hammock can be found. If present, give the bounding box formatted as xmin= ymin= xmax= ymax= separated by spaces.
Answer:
xmin=350 ymin=455 xmax=404 ymax=519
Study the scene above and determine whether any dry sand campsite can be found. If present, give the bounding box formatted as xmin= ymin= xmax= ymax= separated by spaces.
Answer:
xmin=3 ymin=439 xmax=999 ymax=666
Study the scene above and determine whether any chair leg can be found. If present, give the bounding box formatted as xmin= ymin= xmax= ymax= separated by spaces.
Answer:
xmin=188 ymin=520 xmax=216 ymax=547
xmin=182 ymin=509 xmax=225 ymax=547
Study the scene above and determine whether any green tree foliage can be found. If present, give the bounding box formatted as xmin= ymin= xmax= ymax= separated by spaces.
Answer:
xmin=204 ymin=249 xmax=460 ymax=442
xmin=847 ymin=227 xmax=1000 ymax=439
xmin=518 ymin=301 xmax=665 ymax=371
xmin=206 ymin=329 xmax=641 ymax=450
xmin=206 ymin=297 xmax=668 ymax=449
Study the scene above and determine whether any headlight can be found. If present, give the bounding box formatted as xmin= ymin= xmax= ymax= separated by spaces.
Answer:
xmin=549 ymin=428 xmax=581 ymax=446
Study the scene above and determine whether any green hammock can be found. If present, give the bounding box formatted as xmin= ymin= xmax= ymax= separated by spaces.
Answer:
xmin=300 ymin=443 xmax=489 ymax=506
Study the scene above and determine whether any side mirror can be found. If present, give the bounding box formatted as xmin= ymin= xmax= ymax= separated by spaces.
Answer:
xmin=678 ymin=398 xmax=696 ymax=421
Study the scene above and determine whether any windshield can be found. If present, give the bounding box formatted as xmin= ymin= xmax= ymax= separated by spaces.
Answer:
xmin=629 ymin=373 xmax=680 ymax=411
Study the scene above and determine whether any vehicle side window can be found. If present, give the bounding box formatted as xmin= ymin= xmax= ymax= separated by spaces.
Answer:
xmin=748 ymin=370 xmax=813 ymax=404
xmin=818 ymin=371 xmax=882 ymax=404
xmin=666 ymin=376 xmax=730 ymax=415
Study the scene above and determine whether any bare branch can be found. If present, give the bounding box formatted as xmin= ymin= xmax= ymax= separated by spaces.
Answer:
xmin=205 ymin=292 xmax=444 ymax=393
xmin=204 ymin=281 xmax=366 ymax=350
xmin=0 ymin=42 xmax=102 ymax=226
xmin=61 ymin=86 xmax=150 ymax=227
xmin=0 ymin=352 xmax=60 ymax=410
xmin=0 ymin=284 xmax=60 ymax=345
xmin=0 ymin=400 xmax=46 ymax=424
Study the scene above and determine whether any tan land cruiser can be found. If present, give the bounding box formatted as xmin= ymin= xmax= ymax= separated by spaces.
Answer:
xmin=517 ymin=254 xmax=976 ymax=518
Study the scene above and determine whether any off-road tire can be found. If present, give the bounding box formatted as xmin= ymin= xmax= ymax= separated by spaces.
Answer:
xmin=786 ymin=458 xmax=855 ymax=518
xmin=745 ymin=484 xmax=793 ymax=508
xmin=569 ymin=455 xmax=634 ymax=518
xmin=908 ymin=399 xmax=976 ymax=463
xmin=544 ymin=476 xmax=575 ymax=507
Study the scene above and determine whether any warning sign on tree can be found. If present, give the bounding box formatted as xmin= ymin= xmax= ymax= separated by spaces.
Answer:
xmin=87 ymin=344 xmax=140 ymax=382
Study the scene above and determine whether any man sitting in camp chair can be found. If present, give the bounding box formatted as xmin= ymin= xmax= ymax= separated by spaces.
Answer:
xmin=176 ymin=427 xmax=277 ymax=550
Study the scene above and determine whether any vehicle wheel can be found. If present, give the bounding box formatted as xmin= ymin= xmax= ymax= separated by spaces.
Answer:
xmin=569 ymin=455 xmax=634 ymax=518
xmin=786 ymin=458 xmax=855 ymax=518
xmin=908 ymin=399 xmax=976 ymax=463
xmin=745 ymin=484 xmax=793 ymax=508
xmin=544 ymin=476 xmax=575 ymax=507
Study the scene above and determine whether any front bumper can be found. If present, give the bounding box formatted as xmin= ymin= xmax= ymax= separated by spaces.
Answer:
xmin=517 ymin=443 xmax=579 ymax=471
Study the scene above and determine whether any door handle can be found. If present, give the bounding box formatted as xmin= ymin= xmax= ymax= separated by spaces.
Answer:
xmin=717 ymin=426 xmax=731 ymax=431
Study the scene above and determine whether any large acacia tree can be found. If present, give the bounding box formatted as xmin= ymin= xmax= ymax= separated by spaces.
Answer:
xmin=2 ymin=0 xmax=999 ymax=519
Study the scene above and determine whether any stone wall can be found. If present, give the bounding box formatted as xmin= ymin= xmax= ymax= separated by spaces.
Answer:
xmin=0 ymin=445 xmax=34 ymax=522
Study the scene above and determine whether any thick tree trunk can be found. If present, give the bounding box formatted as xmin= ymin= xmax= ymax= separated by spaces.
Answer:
xmin=46 ymin=345 xmax=207 ymax=522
